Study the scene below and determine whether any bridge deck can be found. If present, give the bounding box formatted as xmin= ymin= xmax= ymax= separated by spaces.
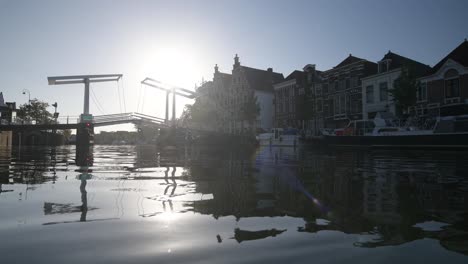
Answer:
xmin=0 ymin=112 xmax=168 ymax=131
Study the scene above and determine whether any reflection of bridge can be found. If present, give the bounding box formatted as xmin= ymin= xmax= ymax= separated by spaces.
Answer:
xmin=0 ymin=74 xmax=199 ymax=146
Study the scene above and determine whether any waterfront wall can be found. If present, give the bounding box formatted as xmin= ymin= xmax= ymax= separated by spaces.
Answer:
xmin=0 ymin=131 xmax=13 ymax=147
xmin=12 ymin=131 xmax=65 ymax=146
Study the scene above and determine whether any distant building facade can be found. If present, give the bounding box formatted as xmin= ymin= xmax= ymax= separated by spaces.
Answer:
xmin=312 ymin=55 xmax=377 ymax=130
xmin=0 ymin=92 xmax=16 ymax=146
xmin=207 ymin=55 xmax=283 ymax=134
xmin=273 ymin=70 xmax=307 ymax=128
xmin=415 ymin=40 xmax=468 ymax=118
xmin=361 ymin=52 xmax=430 ymax=120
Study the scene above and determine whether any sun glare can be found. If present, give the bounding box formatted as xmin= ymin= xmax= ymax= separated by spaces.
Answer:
xmin=138 ymin=45 xmax=202 ymax=116
xmin=143 ymin=45 xmax=202 ymax=89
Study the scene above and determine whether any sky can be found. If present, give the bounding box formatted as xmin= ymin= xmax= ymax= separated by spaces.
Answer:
xmin=0 ymin=0 xmax=467 ymax=132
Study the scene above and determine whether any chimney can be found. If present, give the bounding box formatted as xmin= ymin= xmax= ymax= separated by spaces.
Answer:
xmin=303 ymin=64 xmax=316 ymax=84
xmin=214 ymin=64 xmax=219 ymax=73
xmin=233 ymin=54 xmax=240 ymax=69
xmin=267 ymin=68 xmax=273 ymax=73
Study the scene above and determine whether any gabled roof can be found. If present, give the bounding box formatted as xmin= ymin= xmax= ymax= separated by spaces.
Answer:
xmin=428 ymin=39 xmax=468 ymax=75
xmin=381 ymin=51 xmax=431 ymax=75
xmin=215 ymin=71 xmax=232 ymax=88
xmin=334 ymin=54 xmax=364 ymax=68
xmin=284 ymin=70 xmax=306 ymax=81
xmin=241 ymin=66 xmax=284 ymax=92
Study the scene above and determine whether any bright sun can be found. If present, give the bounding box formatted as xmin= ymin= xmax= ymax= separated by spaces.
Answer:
xmin=137 ymin=45 xmax=202 ymax=116
xmin=144 ymin=45 xmax=202 ymax=89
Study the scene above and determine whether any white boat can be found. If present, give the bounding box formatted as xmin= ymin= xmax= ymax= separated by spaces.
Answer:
xmin=256 ymin=128 xmax=301 ymax=147
xmin=321 ymin=115 xmax=468 ymax=148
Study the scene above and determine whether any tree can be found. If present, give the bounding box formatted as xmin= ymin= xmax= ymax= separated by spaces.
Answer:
xmin=389 ymin=65 xmax=420 ymax=117
xmin=16 ymin=99 xmax=54 ymax=124
xmin=240 ymin=94 xmax=260 ymax=134
xmin=180 ymin=100 xmax=219 ymax=131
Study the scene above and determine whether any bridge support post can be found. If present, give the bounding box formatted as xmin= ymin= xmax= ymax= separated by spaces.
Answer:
xmin=165 ymin=91 xmax=170 ymax=124
xmin=76 ymin=122 xmax=94 ymax=147
xmin=84 ymin=78 xmax=90 ymax=115
xmin=172 ymin=88 xmax=176 ymax=127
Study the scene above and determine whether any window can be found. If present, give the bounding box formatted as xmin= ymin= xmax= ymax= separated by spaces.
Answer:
xmin=346 ymin=78 xmax=351 ymax=89
xmin=323 ymin=83 xmax=329 ymax=94
xmin=417 ymin=82 xmax=427 ymax=102
xmin=379 ymin=82 xmax=388 ymax=101
xmin=315 ymin=84 xmax=322 ymax=96
xmin=334 ymin=94 xmax=346 ymax=114
xmin=351 ymin=94 xmax=362 ymax=113
xmin=334 ymin=81 xmax=339 ymax=91
xmin=445 ymin=78 xmax=460 ymax=98
xmin=317 ymin=99 xmax=323 ymax=112
xmin=340 ymin=94 xmax=346 ymax=114
xmin=378 ymin=60 xmax=389 ymax=73
xmin=444 ymin=69 xmax=460 ymax=98
xmin=366 ymin=85 xmax=374 ymax=103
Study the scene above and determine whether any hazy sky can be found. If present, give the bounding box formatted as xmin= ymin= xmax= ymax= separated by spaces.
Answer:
xmin=1 ymin=0 xmax=467 ymax=131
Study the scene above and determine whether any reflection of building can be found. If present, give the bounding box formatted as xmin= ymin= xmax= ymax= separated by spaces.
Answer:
xmin=362 ymin=172 xmax=401 ymax=224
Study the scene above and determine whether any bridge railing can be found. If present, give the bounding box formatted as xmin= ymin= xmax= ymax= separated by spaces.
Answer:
xmin=93 ymin=112 xmax=166 ymax=125
xmin=1 ymin=113 xmax=166 ymax=127
xmin=2 ymin=116 xmax=81 ymax=126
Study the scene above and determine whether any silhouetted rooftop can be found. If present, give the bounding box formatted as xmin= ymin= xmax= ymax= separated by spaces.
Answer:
xmin=334 ymin=54 xmax=364 ymax=68
xmin=427 ymin=39 xmax=468 ymax=75
xmin=380 ymin=51 xmax=431 ymax=75
xmin=284 ymin=70 xmax=306 ymax=81
xmin=241 ymin=66 xmax=284 ymax=92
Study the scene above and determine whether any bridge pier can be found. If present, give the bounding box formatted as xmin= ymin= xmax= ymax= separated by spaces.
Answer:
xmin=76 ymin=123 xmax=94 ymax=147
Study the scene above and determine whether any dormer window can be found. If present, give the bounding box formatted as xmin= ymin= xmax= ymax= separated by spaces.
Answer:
xmin=378 ymin=59 xmax=391 ymax=73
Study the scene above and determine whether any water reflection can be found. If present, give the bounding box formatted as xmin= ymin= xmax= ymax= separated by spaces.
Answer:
xmin=0 ymin=144 xmax=467 ymax=261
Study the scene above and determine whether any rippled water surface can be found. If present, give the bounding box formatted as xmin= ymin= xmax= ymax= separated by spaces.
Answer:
xmin=0 ymin=145 xmax=467 ymax=263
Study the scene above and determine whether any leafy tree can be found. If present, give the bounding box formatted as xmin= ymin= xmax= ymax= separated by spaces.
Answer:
xmin=389 ymin=65 xmax=420 ymax=117
xmin=181 ymin=99 xmax=219 ymax=131
xmin=240 ymin=94 xmax=260 ymax=134
xmin=59 ymin=129 xmax=72 ymax=139
xmin=16 ymin=99 xmax=54 ymax=124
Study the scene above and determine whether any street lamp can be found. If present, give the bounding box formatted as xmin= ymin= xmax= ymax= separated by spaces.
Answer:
xmin=52 ymin=102 xmax=58 ymax=124
xmin=22 ymin=89 xmax=31 ymax=104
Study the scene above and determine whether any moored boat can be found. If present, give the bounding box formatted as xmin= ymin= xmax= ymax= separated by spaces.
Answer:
xmin=322 ymin=115 xmax=468 ymax=148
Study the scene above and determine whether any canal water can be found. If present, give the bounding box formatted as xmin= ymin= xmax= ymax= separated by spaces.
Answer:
xmin=0 ymin=145 xmax=467 ymax=263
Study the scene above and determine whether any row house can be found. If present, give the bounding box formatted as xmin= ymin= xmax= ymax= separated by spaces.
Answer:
xmin=230 ymin=55 xmax=284 ymax=133
xmin=211 ymin=65 xmax=232 ymax=133
xmin=206 ymin=55 xmax=284 ymax=134
xmin=361 ymin=52 xmax=430 ymax=120
xmin=313 ymin=55 xmax=377 ymax=130
xmin=273 ymin=70 xmax=307 ymax=128
xmin=415 ymin=40 xmax=468 ymax=118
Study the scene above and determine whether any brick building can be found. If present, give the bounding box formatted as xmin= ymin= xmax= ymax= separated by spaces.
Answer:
xmin=205 ymin=55 xmax=284 ymax=134
xmin=273 ymin=70 xmax=307 ymax=128
xmin=416 ymin=40 xmax=468 ymax=118
xmin=312 ymin=55 xmax=377 ymax=130
xmin=362 ymin=51 xmax=430 ymax=120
